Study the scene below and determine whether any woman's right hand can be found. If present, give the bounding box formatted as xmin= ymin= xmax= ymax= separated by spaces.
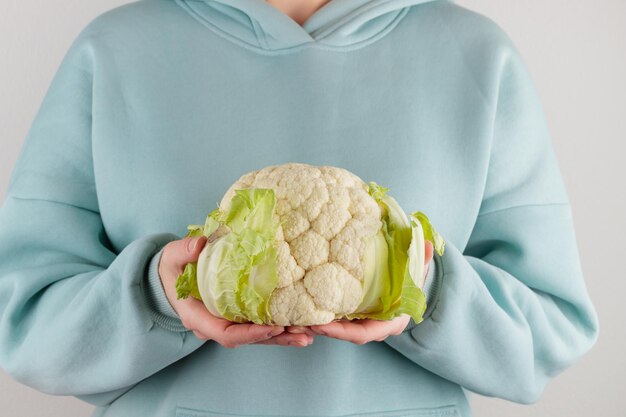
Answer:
xmin=158 ymin=236 xmax=313 ymax=348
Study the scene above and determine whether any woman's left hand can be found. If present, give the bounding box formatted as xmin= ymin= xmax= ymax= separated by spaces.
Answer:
xmin=308 ymin=315 xmax=411 ymax=344
xmin=290 ymin=240 xmax=434 ymax=344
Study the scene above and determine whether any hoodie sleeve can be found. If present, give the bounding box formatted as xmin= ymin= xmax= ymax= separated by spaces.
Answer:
xmin=385 ymin=33 xmax=599 ymax=404
xmin=0 ymin=29 xmax=204 ymax=404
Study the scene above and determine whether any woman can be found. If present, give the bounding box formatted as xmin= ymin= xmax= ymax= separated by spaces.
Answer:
xmin=0 ymin=0 xmax=598 ymax=416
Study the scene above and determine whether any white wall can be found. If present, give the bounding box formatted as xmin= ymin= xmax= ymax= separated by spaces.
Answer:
xmin=1 ymin=1 xmax=623 ymax=416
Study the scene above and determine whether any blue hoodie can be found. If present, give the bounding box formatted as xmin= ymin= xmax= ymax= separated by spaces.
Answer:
xmin=0 ymin=1 xmax=598 ymax=416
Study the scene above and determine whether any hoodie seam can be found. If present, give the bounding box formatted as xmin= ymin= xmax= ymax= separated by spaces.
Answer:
xmin=309 ymin=7 xmax=410 ymax=53
xmin=173 ymin=0 xmax=412 ymax=55
xmin=477 ymin=202 xmax=571 ymax=218
xmin=311 ymin=0 xmax=406 ymax=41
xmin=431 ymin=5 xmax=495 ymax=113
xmin=7 ymin=194 xmax=101 ymax=215
xmin=249 ymin=16 xmax=270 ymax=50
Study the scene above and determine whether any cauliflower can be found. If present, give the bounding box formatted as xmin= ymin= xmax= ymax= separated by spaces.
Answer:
xmin=176 ymin=163 xmax=444 ymax=326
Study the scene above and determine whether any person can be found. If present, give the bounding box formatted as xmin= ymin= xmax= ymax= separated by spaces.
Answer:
xmin=0 ymin=0 xmax=598 ymax=416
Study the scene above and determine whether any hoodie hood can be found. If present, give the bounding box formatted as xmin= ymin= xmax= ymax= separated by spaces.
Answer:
xmin=174 ymin=0 xmax=443 ymax=52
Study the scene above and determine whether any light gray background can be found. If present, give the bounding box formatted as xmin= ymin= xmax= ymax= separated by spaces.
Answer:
xmin=0 ymin=1 xmax=623 ymax=416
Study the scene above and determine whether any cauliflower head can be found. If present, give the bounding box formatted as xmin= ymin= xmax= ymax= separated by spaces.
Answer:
xmin=176 ymin=163 xmax=444 ymax=326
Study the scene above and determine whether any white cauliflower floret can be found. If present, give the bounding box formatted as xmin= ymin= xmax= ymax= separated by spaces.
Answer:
xmin=329 ymin=239 xmax=362 ymax=279
xmin=220 ymin=163 xmax=383 ymax=325
xmin=281 ymin=209 xmax=309 ymax=242
xmin=311 ymin=187 xmax=352 ymax=241
xmin=348 ymin=186 xmax=381 ymax=218
xmin=290 ymin=230 xmax=329 ymax=271
xmin=301 ymin=184 xmax=329 ymax=221
xmin=276 ymin=241 xmax=305 ymax=288
xmin=269 ymin=281 xmax=335 ymax=326
xmin=303 ymin=263 xmax=362 ymax=315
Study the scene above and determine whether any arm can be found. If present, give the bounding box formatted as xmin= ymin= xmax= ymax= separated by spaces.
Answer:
xmin=384 ymin=40 xmax=599 ymax=403
xmin=0 ymin=26 xmax=309 ymax=405
xmin=0 ymin=30 xmax=205 ymax=404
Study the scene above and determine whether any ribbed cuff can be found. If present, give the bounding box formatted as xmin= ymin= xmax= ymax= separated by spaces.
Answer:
xmin=144 ymin=247 xmax=189 ymax=332
xmin=403 ymin=253 xmax=442 ymax=333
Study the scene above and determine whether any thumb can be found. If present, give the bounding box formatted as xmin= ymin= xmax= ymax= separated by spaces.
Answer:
xmin=424 ymin=240 xmax=434 ymax=266
xmin=168 ymin=236 xmax=208 ymax=267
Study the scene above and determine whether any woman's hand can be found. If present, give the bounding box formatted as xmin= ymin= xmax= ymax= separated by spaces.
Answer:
xmin=303 ymin=240 xmax=435 ymax=344
xmin=159 ymin=236 xmax=313 ymax=348
xmin=308 ymin=315 xmax=411 ymax=344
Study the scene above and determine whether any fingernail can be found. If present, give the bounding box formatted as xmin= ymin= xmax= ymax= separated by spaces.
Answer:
xmin=288 ymin=327 xmax=305 ymax=334
xmin=187 ymin=237 xmax=199 ymax=253
xmin=270 ymin=328 xmax=283 ymax=337
xmin=197 ymin=236 xmax=209 ymax=250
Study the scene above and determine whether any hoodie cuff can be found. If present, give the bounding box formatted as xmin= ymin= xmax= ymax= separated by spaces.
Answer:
xmin=402 ymin=253 xmax=442 ymax=333
xmin=144 ymin=247 xmax=188 ymax=332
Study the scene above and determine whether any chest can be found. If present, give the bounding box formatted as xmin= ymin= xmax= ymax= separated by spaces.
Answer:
xmin=91 ymin=47 xmax=491 ymax=252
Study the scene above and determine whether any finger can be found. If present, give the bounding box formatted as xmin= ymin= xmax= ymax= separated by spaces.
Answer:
xmin=176 ymin=297 xmax=282 ymax=345
xmin=182 ymin=236 xmax=208 ymax=263
xmin=163 ymin=236 xmax=208 ymax=275
xmin=422 ymin=241 xmax=435 ymax=281
xmin=217 ymin=322 xmax=285 ymax=348
xmin=286 ymin=326 xmax=317 ymax=336
xmin=311 ymin=319 xmax=395 ymax=345
xmin=177 ymin=297 xmax=226 ymax=332
xmin=310 ymin=320 xmax=370 ymax=345
xmin=286 ymin=326 xmax=307 ymax=333
xmin=253 ymin=332 xmax=313 ymax=347
xmin=424 ymin=240 xmax=434 ymax=266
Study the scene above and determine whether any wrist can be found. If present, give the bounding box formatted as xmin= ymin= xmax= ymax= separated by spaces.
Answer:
xmin=143 ymin=247 xmax=188 ymax=332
